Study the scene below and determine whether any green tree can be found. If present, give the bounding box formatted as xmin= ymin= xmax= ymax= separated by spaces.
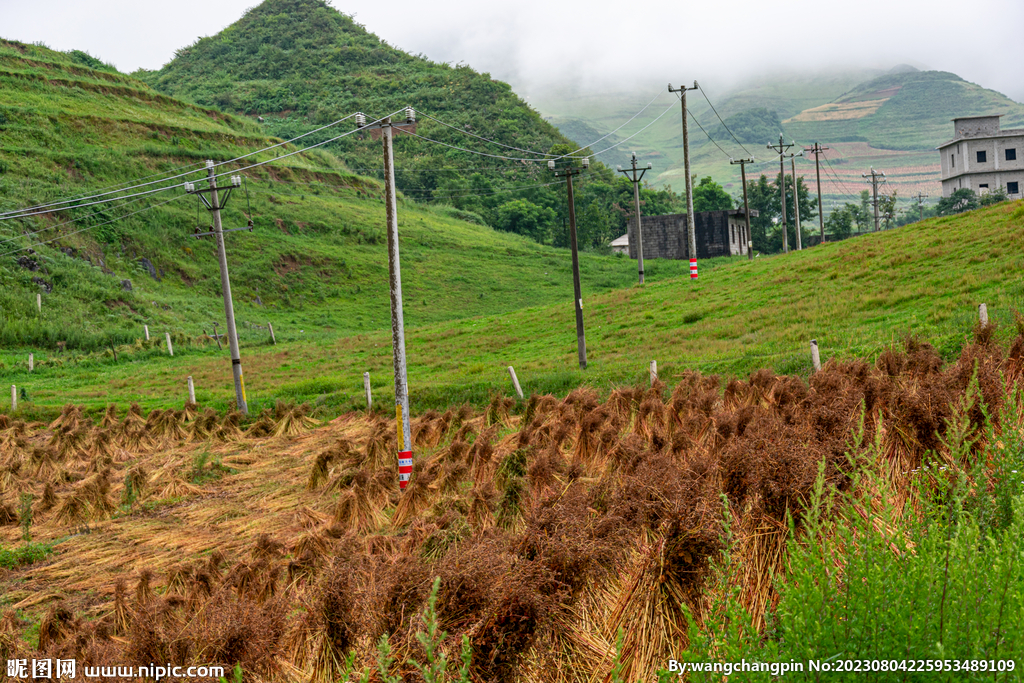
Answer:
xmin=494 ymin=199 xmax=555 ymax=242
xmin=692 ymin=176 xmax=733 ymax=212
xmin=979 ymin=185 xmax=1009 ymax=206
xmin=936 ymin=188 xmax=978 ymax=215
xmin=825 ymin=205 xmax=855 ymax=239
xmin=741 ymin=172 xmax=818 ymax=254
xmin=878 ymin=190 xmax=898 ymax=229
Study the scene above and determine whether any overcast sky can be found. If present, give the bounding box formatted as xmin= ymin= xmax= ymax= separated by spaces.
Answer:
xmin=2 ymin=0 xmax=1022 ymax=104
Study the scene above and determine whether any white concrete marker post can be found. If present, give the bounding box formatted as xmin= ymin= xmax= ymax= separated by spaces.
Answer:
xmin=28 ymin=354 xmax=33 ymax=373
xmin=507 ymin=366 xmax=524 ymax=400
xmin=810 ymin=339 xmax=822 ymax=373
xmin=144 ymin=324 xmax=150 ymax=341
xmin=650 ymin=360 xmax=658 ymax=387
xmin=36 ymin=293 xmax=41 ymax=312
xmin=268 ymin=322 xmax=276 ymax=345
xmin=979 ymin=303 xmax=989 ymax=326
xmin=11 ymin=385 xmax=16 ymax=412
xmin=363 ymin=372 xmax=372 ymax=410
xmin=187 ymin=376 xmax=196 ymax=404
xmin=165 ymin=332 xmax=174 ymax=357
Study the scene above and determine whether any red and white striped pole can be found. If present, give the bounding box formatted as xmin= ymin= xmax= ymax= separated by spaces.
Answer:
xmin=690 ymin=258 xmax=698 ymax=280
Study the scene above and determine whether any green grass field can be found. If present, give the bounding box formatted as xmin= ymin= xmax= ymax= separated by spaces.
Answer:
xmin=5 ymin=199 xmax=1022 ymax=419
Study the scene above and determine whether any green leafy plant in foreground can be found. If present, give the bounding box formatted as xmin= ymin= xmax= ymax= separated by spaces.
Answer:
xmin=681 ymin=382 xmax=1024 ymax=681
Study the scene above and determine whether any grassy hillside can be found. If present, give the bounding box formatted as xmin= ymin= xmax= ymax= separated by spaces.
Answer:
xmin=8 ymin=199 xmax=1023 ymax=418
xmin=0 ymin=39 xmax=691 ymax=360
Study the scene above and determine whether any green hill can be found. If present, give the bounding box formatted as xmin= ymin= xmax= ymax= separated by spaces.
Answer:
xmin=135 ymin=0 xmax=693 ymax=249
xmin=535 ymin=68 xmax=1024 ymax=214
xmin=0 ymin=39 xmax=691 ymax=367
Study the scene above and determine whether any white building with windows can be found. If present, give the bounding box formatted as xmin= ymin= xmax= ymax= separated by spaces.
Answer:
xmin=938 ymin=115 xmax=1023 ymax=199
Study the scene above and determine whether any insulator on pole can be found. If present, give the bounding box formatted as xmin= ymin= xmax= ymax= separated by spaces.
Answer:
xmin=205 ymin=159 xmax=214 ymax=169
xmin=355 ymin=112 xmax=366 ymax=128
xmin=405 ymin=107 xmax=415 ymax=124
xmin=548 ymin=160 xmax=556 ymax=170
xmin=581 ymin=157 xmax=590 ymax=169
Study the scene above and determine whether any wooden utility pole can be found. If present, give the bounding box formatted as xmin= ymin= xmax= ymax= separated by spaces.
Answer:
xmin=359 ymin=110 xmax=417 ymax=489
xmin=669 ymin=82 xmax=699 ymax=279
xmin=618 ymin=153 xmax=652 ymax=284
xmin=767 ymin=136 xmax=794 ymax=252
xmin=915 ymin=192 xmax=929 ymax=222
xmin=804 ymin=143 xmax=829 ymax=244
xmin=730 ymin=158 xmax=755 ymax=260
xmin=862 ymin=168 xmax=885 ymax=231
xmin=549 ymin=157 xmax=590 ymax=370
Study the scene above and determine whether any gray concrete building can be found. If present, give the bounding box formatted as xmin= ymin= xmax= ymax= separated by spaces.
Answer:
xmin=938 ymin=115 xmax=1024 ymax=199
xmin=626 ymin=209 xmax=755 ymax=261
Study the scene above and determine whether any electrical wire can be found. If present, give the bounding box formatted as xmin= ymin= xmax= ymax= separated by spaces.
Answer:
xmin=0 ymin=194 xmax=187 ymax=259
xmin=696 ymin=82 xmax=754 ymax=158
xmin=0 ymin=112 xmax=360 ymax=221
xmin=0 ymin=190 xmax=156 ymax=247
xmin=587 ymin=102 xmax=677 ymax=157
xmin=685 ymin=106 xmax=733 ymax=160
xmin=416 ymin=111 xmax=559 ymax=158
xmin=554 ymin=88 xmax=667 ymax=159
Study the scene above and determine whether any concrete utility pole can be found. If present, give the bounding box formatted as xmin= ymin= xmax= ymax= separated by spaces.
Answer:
xmin=791 ymin=155 xmax=804 ymax=250
xmin=915 ymin=192 xmax=929 ymax=222
xmin=767 ymin=136 xmax=795 ymax=252
xmin=618 ymin=153 xmax=652 ymax=285
xmin=730 ymin=158 xmax=755 ymax=260
xmin=862 ymin=168 xmax=886 ymax=232
xmin=549 ymin=156 xmax=590 ymax=370
xmin=358 ymin=109 xmax=417 ymax=489
xmin=804 ymin=143 xmax=829 ymax=245
xmin=669 ymin=81 xmax=699 ymax=279
xmin=185 ymin=162 xmax=248 ymax=414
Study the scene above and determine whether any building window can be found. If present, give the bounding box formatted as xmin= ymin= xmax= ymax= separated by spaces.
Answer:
xmin=1007 ymin=148 xmax=1017 ymax=161
xmin=977 ymin=150 xmax=987 ymax=163
xmin=1009 ymin=181 xmax=1020 ymax=195
xmin=979 ymin=184 xmax=989 ymax=189
xmin=951 ymin=154 xmax=955 ymax=167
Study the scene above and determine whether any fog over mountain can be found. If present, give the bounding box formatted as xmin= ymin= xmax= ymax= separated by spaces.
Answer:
xmin=2 ymin=0 xmax=1022 ymax=104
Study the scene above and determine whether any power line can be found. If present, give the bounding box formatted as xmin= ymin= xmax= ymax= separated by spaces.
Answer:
xmin=0 ymin=194 xmax=187 ymax=259
xmin=0 ymin=112 xmax=360 ymax=221
xmin=686 ymin=107 xmax=732 ymax=160
xmin=416 ymin=111 xmax=558 ymax=158
xmin=0 ymin=190 xmax=156 ymax=247
xmin=557 ymin=88 xmax=666 ymax=158
xmin=696 ymin=82 xmax=754 ymax=158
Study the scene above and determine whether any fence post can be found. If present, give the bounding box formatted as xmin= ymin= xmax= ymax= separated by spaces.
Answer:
xmin=979 ymin=303 xmax=989 ymax=326
xmin=187 ymin=376 xmax=196 ymax=404
xmin=10 ymin=385 xmax=16 ymax=412
xmin=28 ymin=354 xmax=33 ymax=373
xmin=363 ymin=372 xmax=372 ymax=410
xmin=144 ymin=324 xmax=150 ymax=341
xmin=649 ymin=360 xmax=658 ymax=387
xmin=507 ymin=366 xmax=524 ymax=399
xmin=268 ymin=322 xmax=276 ymax=345
xmin=165 ymin=332 xmax=174 ymax=357
xmin=810 ymin=339 xmax=821 ymax=373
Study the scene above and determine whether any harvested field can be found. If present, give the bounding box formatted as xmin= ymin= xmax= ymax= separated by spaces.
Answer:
xmin=1 ymin=327 xmax=1023 ymax=681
